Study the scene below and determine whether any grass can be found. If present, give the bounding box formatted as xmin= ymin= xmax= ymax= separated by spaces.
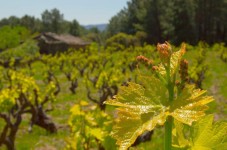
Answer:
xmin=16 ymin=125 xmax=69 ymax=150
xmin=203 ymin=50 xmax=227 ymax=120
xmin=13 ymin=71 xmax=90 ymax=149
xmin=184 ymin=48 xmax=227 ymax=120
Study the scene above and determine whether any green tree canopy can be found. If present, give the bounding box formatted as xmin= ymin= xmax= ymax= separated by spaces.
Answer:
xmin=41 ymin=8 xmax=64 ymax=33
xmin=107 ymin=0 xmax=227 ymax=45
xmin=0 ymin=26 xmax=31 ymax=50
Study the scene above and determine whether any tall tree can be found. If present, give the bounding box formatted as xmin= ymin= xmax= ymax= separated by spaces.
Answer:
xmin=107 ymin=8 xmax=130 ymax=36
xmin=107 ymin=0 xmax=227 ymax=44
xmin=41 ymin=8 xmax=64 ymax=33
xmin=143 ymin=0 xmax=165 ymax=43
xmin=69 ymin=19 xmax=81 ymax=36
xmin=195 ymin=0 xmax=227 ymax=43
xmin=20 ymin=15 xmax=42 ymax=32
xmin=7 ymin=16 xmax=20 ymax=27
xmin=171 ymin=0 xmax=197 ymax=45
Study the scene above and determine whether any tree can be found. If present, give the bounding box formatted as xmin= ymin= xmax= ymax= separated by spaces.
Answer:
xmin=0 ymin=18 xmax=10 ymax=27
xmin=41 ymin=8 xmax=64 ymax=33
xmin=69 ymin=19 xmax=81 ymax=36
xmin=107 ymin=0 xmax=227 ymax=45
xmin=142 ymin=0 xmax=164 ymax=43
xmin=0 ymin=26 xmax=31 ymax=51
xmin=107 ymin=9 xmax=130 ymax=37
xmin=107 ymin=0 xmax=169 ymax=44
xmin=171 ymin=0 xmax=197 ymax=45
xmin=195 ymin=0 xmax=227 ymax=44
xmin=7 ymin=16 xmax=20 ymax=27
xmin=20 ymin=15 xmax=42 ymax=33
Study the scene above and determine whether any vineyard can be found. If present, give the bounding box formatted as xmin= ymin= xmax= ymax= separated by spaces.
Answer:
xmin=0 ymin=34 xmax=226 ymax=149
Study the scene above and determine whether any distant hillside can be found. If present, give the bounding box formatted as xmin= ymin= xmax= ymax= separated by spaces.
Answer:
xmin=83 ymin=24 xmax=108 ymax=32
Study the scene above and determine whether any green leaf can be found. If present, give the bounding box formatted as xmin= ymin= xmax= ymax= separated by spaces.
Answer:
xmin=105 ymin=76 xmax=168 ymax=150
xmin=172 ymin=120 xmax=189 ymax=148
xmin=89 ymin=127 xmax=104 ymax=141
xmin=111 ymin=107 xmax=167 ymax=150
xmin=191 ymin=115 xmax=227 ymax=150
xmin=170 ymin=84 xmax=214 ymax=125
xmin=213 ymin=143 xmax=227 ymax=150
xmin=170 ymin=44 xmax=185 ymax=76
xmin=0 ymin=88 xmax=18 ymax=112
xmin=106 ymin=79 xmax=213 ymax=149
xmin=70 ymin=104 xmax=85 ymax=116
xmin=105 ymin=47 xmax=214 ymax=149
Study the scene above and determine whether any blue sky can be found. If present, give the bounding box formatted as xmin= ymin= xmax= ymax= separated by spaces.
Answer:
xmin=0 ymin=0 xmax=129 ymax=25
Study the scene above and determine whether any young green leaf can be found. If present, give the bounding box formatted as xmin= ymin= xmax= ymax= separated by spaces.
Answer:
xmin=106 ymin=79 xmax=213 ymax=149
xmin=89 ymin=127 xmax=105 ymax=141
xmin=0 ymin=88 xmax=18 ymax=112
xmin=172 ymin=120 xmax=189 ymax=148
xmin=170 ymin=85 xmax=214 ymax=125
xmin=105 ymin=76 xmax=168 ymax=150
xmin=191 ymin=115 xmax=227 ymax=150
xmin=105 ymin=45 xmax=214 ymax=149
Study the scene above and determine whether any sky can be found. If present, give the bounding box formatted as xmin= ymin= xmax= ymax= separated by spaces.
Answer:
xmin=0 ymin=0 xmax=129 ymax=25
